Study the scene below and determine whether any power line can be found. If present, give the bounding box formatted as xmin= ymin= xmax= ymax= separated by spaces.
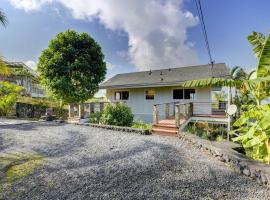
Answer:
xmin=195 ymin=0 xmax=214 ymax=66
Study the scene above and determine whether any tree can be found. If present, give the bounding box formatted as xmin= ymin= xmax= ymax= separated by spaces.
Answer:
xmin=0 ymin=9 xmax=7 ymax=26
xmin=0 ymin=82 xmax=22 ymax=116
xmin=0 ymin=9 xmax=9 ymax=75
xmin=183 ymin=31 xmax=270 ymax=105
xmin=37 ymin=30 xmax=106 ymax=103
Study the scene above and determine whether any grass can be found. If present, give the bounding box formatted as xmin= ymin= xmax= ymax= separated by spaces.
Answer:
xmin=131 ymin=121 xmax=152 ymax=131
xmin=0 ymin=152 xmax=44 ymax=198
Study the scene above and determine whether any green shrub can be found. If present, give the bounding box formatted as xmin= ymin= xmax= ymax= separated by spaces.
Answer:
xmin=100 ymin=103 xmax=133 ymax=127
xmin=0 ymin=82 xmax=22 ymax=116
xmin=132 ymin=121 xmax=151 ymax=131
xmin=89 ymin=111 xmax=102 ymax=124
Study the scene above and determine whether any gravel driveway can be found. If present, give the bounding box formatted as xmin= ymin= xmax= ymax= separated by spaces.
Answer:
xmin=0 ymin=121 xmax=270 ymax=199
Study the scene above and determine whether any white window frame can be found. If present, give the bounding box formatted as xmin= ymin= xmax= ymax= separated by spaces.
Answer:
xmin=114 ymin=90 xmax=130 ymax=101
xmin=172 ymin=88 xmax=196 ymax=100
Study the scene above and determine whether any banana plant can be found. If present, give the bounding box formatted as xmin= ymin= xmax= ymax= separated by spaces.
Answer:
xmin=232 ymin=104 xmax=270 ymax=163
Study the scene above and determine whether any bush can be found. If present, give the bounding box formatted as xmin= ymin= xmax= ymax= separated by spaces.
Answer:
xmin=89 ymin=111 xmax=102 ymax=124
xmin=100 ymin=103 xmax=133 ymax=127
xmin=132 ymin=121 xmax=151 ymax=131
xmin=0 ymin=82 xmax=22 ymax=116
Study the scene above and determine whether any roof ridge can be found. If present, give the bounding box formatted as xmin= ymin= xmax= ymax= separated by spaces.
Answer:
xmin=112 ymin=63 xmax=226 ymax=76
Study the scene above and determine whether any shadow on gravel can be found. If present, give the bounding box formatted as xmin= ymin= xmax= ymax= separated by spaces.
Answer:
xmin=16 ymin=140 xmax=264 ymax=200
xmin=32 ymin=130 xmax=87 ymax=158
xmin=0 ymin=122 xmax=66 ymax=132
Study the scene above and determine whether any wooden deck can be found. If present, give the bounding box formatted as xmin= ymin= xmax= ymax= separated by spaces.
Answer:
xmin=152 ymin=114 xmax=228 ymax=137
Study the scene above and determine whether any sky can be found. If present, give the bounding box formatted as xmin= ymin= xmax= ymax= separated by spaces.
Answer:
xmin=1 ymin=0 xmax=270 ymax=81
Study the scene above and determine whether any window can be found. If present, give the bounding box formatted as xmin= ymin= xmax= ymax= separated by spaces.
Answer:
xmin=184 ymin=89 xmax=196 ymax=99
xmin=115 ymin=91 xmax=129 ymax=100
xmin=173 ymin=89 xmax=183 ymax=99
xmin=173 ymin=89 xmax=195 ymax=100
xmin=145 ymin=90 xmax=154 ymax=100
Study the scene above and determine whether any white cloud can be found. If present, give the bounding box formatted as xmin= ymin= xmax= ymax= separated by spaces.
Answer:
xmin=9 ymin=0 xmax=199 ymax=71
xmin=24 ymin=60 xmax=36 ymax=70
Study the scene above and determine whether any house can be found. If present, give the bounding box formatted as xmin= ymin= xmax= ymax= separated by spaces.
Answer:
xmin=99 ymin=63 xmax=230 ymax=124
xmin=0 ymin=61 xmax=45 ymax=97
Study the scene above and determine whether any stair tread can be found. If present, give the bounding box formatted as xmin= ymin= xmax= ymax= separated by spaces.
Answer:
xmin=153 ymin=124 xmax=177 ymax=128
xmin=151 ymin=128 xmax=178 ymax=134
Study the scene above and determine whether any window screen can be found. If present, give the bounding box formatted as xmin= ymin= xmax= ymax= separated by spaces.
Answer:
xmin=115 ymin=91 xmax=129 ymax=100
xmin=122 ymin=91 xmax=129 ymax=100
xmin=145 ymin=90 xmax=154 ymax=100
xmin=184 ymin=89 xmax=196 ymax=99
xmin=173 ymin=89 xmax=183 ymax=99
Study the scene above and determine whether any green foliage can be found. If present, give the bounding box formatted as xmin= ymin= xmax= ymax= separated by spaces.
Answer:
xmin=0 ymin=82 xmax=22 ymax=116
xmin=232 ymin=104 xmax=270 ymax=163
xmin=182 ymin=77 xmax=239 ymax=88
xmin=89 ymin=111 xmax=102 ymax=124
xmin=100 ymin=103 xmax=134 ymax=127
xmin=10 ymin=67 xmax=32 ymax=77
xmin=131 ymin=121 xmax=151 ymax=131
xmin=247 ymin=32 xmax=266 ymax=58
xmin=186 ymin=122 xmax=226 ymax=141
xmin=0 ymin=57 xmax=10 ymax=75
xmin=37 ymin=29 xmax=106 ymax=103
xmin=0 ymin=9 xmax=7 ymax=27
xmin=256 ymin=32 xmax=270 ymax=78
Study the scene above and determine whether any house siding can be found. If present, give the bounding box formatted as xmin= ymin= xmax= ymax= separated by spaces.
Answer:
xmin=106 ymin=86 xmax=212 ymax=123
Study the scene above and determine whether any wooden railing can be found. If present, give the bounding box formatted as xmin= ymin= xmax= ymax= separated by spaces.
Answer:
xmin=153 ymin=102 xmax=193 ymax=126
xmin=69 ymin=101 xmax=127 ymax=119
xmin=153 ymin=101 xmax=227 ymax=126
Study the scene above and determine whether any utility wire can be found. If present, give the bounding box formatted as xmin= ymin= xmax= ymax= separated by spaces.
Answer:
xmin=195 ymin=0 xmax=214 ymax=67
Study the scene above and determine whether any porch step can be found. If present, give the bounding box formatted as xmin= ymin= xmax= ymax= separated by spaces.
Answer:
xmin=151 ymin=124 xmax=178 ymax=136
xmin=152 ymin=124 xmax=178 ymax=130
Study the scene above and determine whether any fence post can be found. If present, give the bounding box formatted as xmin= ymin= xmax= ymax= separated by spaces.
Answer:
xmin=69 ymin=103 xmax=74 ymax=118
xmin=188 ymin=102 xmax=193 ymax=117
xmin=175 ymin=104 xmax=180 ymax=127
xmin=153 ymin=105 xmax=159 ymax=124
xmin=79 ymin=103 xmax=85 ymax=119
xmin=165 ymin=103 xmax=169 ymax=119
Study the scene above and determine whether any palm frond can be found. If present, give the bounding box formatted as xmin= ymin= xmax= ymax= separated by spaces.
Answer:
xmin=248 ymin=69 xmax=256 ymax=79
xmin=182 ymin=77 xmax=240 ymax=88
xmin=0 ymin=9 xmax=7 ymax=27
xmin=247 ymin=31 xmax=266 ymax=58
xmin=257 ymin=31 xmax=270 ymax=78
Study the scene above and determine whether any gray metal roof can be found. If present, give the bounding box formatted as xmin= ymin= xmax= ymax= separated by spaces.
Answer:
xmin=100 ymin=63 xmax=230 ymax=89
xmin=5 ymin=61 xmax=36 ymax=76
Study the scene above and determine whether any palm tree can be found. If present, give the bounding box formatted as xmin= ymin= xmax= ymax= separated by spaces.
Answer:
xmin=183 ymin=31 xmax=270 ymax=106
xmin=0 ymin=9 xmax=9 ymax=76
xmin=0 ymin=9 xmax=7 ymax=26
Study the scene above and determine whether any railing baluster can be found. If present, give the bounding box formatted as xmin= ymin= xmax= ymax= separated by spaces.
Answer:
xmin=165 ymin=103 xmax=169 ymax=119
xmin=153 ymin=105 xmax=159 ymax=124
xmin=175 ymin=104 xmax=180 ymax=127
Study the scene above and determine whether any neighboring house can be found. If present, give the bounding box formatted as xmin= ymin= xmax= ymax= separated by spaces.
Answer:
xmin=0 ymin=61 xmax=45 ymax=98
xmin=99 ymin=63 xmax=230 ymax=123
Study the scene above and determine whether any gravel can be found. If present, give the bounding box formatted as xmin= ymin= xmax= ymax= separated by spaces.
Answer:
xmin=0 ymin=121 xmax=270 ymax=199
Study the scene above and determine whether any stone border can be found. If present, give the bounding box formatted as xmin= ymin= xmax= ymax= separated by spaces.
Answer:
xmin=178 ymin=131 xmax=270 ymax=186
xmin=80 ymin=123 xmax=151 ymax=135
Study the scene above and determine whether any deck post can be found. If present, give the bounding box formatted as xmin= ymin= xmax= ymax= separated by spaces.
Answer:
xmin=175 ymin=104 xmax=180 ymax=127
xmin=153 ymin=105 xmax=159 ymax=124
xmin=165 ymin=103 xmax=169 ymax=119
xmin=79 ymin=103 xmax=85 ymax=119
xmin=189 ymin=102 xmax=193 ymax=117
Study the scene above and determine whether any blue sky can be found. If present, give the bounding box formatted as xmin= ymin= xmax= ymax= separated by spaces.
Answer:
xmin=1 ymin=0 xmax=270 ymax=80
